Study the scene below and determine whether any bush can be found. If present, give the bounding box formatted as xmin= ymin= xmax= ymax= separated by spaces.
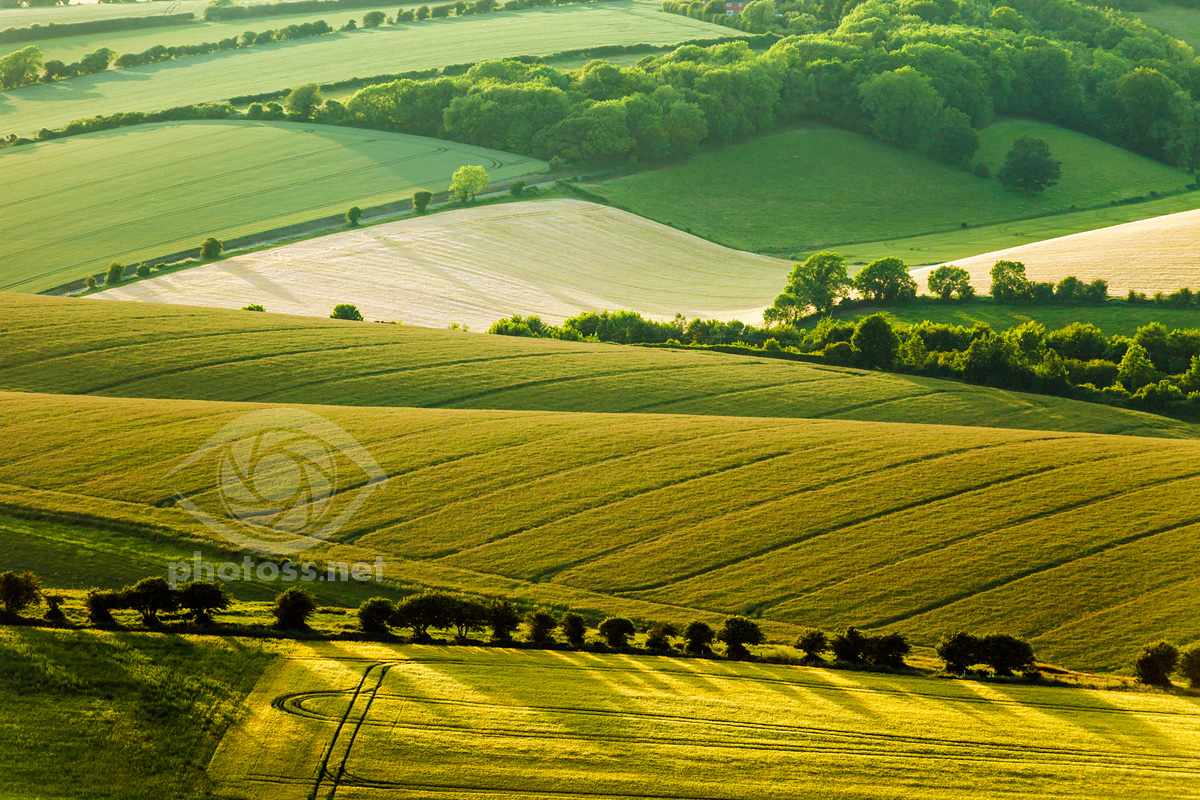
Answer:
xmin=683 ymin=621 xmax=714 ymax=654
xmin=357 ymin=597 xmax=395 ymax=633
xmin=362 ymin=9 xmax=386 ymax=25
xmin=831 ymin=627 xmax=868 ymax=662
xmin=200 ymin=237 xmax=223 ymax=259
xmin=598 ymin=617 xmax=636 ymax=649
xmin=862 ymin=632 xmax=910 ymax=668
xmin=1134 ymin=641 xmax=1179 ymax=686
xmin=794 ymin=628 xmax=827 ymax=660
xmin=937 ymin=631 xmax=980 ymax=674
xmin=272 ymin=586 xmax=316 ymax=630
xmin=977 ymin=634 xmax=1035 ymax=676
xmin=562 ymin=613 xmax=586 ymax=647
xmin=105 ymin=261 xmax=125 ymax=286
xmin=85 ymin=589 xmax=124 ymax=627
xmin=1178 ymin=644 xmax=1200 ymax=688
xmin=413 ymin=190 xmax=433 ymax=212
xmin=718 ymin=616 xmax=763 ymax=659
xmin=135 ymin=263 xmax=150 ymax=278
xmin=175 ymin=581 xmax=230 ymax=625
xmin=242 ymin=303 xmax=266 ymax=311
xmin=346 ymin=205 xmax=363 ymax=226
xmin=526 ymin=609 xmax=557 ymax=643
xmin=330 ymin=303 xmax=364 ymax=321
xmin=487 ymin=599 xmax=521 ymax=640
xmin=0 ymin=571 xmax=41 ymax=618
xmin=645 ymin=622 xmax=677 ymax=651
xmin=973 ymin=162 xmax=990 ymax=178
xmin=85 ymin=276 xmax=97 ymax=290
xmin=509 ymin=179 xmax=526 ymax=197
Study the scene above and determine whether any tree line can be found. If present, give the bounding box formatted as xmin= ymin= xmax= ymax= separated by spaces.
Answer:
xmin=0 ymin=12 xmax=195 ymax=45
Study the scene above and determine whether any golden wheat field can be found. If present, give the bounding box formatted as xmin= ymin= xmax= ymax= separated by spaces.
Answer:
xmin=91 ymin=200 xmax=789 ymax=328
xmin=911 ymin=208 xmax=1200 ymax=295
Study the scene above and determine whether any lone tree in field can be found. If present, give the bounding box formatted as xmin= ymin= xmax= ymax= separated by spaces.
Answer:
xmin=272 ymin=586 xmax=316 ymax=630
xmin=927 ymin=265 xmax=974 ymax=301
xmin=795 ymin=628 xmax=828 ymax=661
xmin=937 ymin=632 xmax=980 ymax=674
xmin=330 ymin=303 xmax=364 ymax=321
xmin=562 ymin=613 xmax=587 ymax=647
xmin=0 ymin=571 xmax=41 ymax=619
xmin=346 ymin=206 xmax=363 ymax=227
xmin=413 ymin=190 xmax=433 ymax=213
xmin=851 ymin=313 xmax=900 ymax=369
xmin=285 ymin=83 xmax=323 ymax=119
xmin=853 ymin=257 xmax=917 ymax=303
xmin=996 ymin=135 xmax=1062 ymax=194
xmin=768 ymin=251 xmax=850 ymax=322
xmin=124 ymin=577 xmax=177 ymax=627
xmin=718 ymin=616 xmax=764 ymax=660
xmin=1178 ymin=644 xmax=1200 ymax=688
xmin=525 ymin=609 xmax=557 ymax=643
xmin=684 ymin=621 xmax=715 ymax=655
xmin=1135 ymin=641 xmax=1179 ymax=687
xmin=200 ymin=237 xmax=223 ymax=260
xmin=358 ymin=597 xmax=395 ymax=634
xmin=487 ymin=599 xmax=521 ymax=641
xmin=450 ymin=165 xmax=489 ymax=203
xmin=175 ymin=580 xmax=230 ymax=626
xmin=105 ymin=261 xmax=125 ymax=286
xmin=598 ymin=617 xmax=636 ymax=649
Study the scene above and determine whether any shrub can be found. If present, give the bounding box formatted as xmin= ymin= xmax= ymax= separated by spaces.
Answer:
xmin=357 ymin=597 xmax=395 ymax=633
xmin=851 ymin=313 xmax=900 ymax=369
xmin=937 ymin=631 xmax=980 ymax=674
xmin=330 ymin=303 xmax=364 ymax=321
xmin=85 ymin=590 xmax=125 ymax=627
xmin=487 ymin=599 xmax=521 ymax=640
xmin=683 ymin=621 xmax=714 ymax=654
xmin=242 ymin=303 xmax=266 ymax=311
xmin=135 ymin=263 xmax=150 ymax=278
xmin=362 ymin=9 xmax=386 ymax=25
xmin=272 ymin=586 xmax=316 ymax=630
xmin=413 ymin=190 xmax=433 ymax=212
xmin=200 ymin=237 xmax=223 ymax=259
xmin=598 ymin=617 xmax=636 ymax=649
xmin=973 ymin=162 xmax=990 ymax=178
xmin=794 ymin=628 xmax=827 ymax=660
xmin=175 ymin=581 xmax=230 ymax=625
xmin=509 ymin=179 xmax=526 ymax=197
xmin=105 ymin=261 xmax=125 ymax=286
xmin=645 ymin=622 xmax=677 ymax=651
xmin=1178 ymin=644 xmax=1200 ymax=688
xmin=0 ymin=571 xmax=41 ymax=617
xmin=831 ymin=627 xmax=868 ymax=662
xmin=1134 ymin=641 xmax=1179 ymax=687
xmin=718 ymin=616 xmax=763 ymax=659
xmin=85 ymin=276 xmax=97 ymax=290
xmin=526 ymin=609 xmax=557 ymax=643
xmin=346 ymin=205 xmax=363 ymax=226
xmin=978 ymin=634 xmax=1035 ymax=676
xmin=863 ymin=632 xmax=910 ymax=668
xmin=562 ymin=613 xmax=586 ymax=647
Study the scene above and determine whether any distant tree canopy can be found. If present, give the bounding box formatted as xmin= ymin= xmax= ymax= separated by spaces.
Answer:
xmin=927 ymin=265 xmax=974 ymax=301
xmin=996 ymin=135 xmax=1063 ymax=194
xmin=853 ymin=257 xmax=917 ymax=303
xmin=449 ymin=164 xmax=489 ymax=201
xmin=286 ymin=83 xmax=324 ymax=119
xmin=768 ymin=251 xmax=850 ymax=321
xmin=0 ymin=46 xmax=43 ymax=90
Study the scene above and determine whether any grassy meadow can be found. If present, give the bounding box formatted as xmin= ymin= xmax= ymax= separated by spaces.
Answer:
xmin=828 ymin=298 xmax=1200 ymax=338
xmin=0 ymin=120 xmax=543 ymax=293
xmin=93 ymin=199 xmax=790 ymax=329
xmin=1 ymin=293 xmax=1193 ymax=437
xmin=0 ymin=0 xmax=212 ymax=29
xmin=2 ymin=388 xmax=1200 ymax=668
xmin=208 ymin=644 xmax=1200 ymax=800
xmin=586 ymin=120 xmax=1199 ymax=258
xmin=0 ymin=627 xmax=275 ymax=800
xmin=0 ymin=3 xmax=732 ymax=137
xmin=1132 ymin=1 xmax=1200 ymax=47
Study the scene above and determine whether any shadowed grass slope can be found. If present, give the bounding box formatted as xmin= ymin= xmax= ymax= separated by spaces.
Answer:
xmin=1 ymin=390 xmax=1197 ymax=670
xmin=0 ymin=293 xmax=1193 ymax=437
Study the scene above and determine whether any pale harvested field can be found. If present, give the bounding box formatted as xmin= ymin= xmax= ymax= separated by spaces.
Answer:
xmin=93 ymin=199 xmax=791 ymax=328
xmin=912 ymin=207 xmax=1200 ymax=295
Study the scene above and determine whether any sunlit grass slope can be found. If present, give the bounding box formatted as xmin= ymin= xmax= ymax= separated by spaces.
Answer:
xmin=2 ymin=390 xmax=1199 ymax=669
xmin=0 ymin=121 xmax=542 ymax=293
xmin=587 ymin=120 xmax=1197 ymax=257
xmin=0 ymin=293 xmax=1193 ymax=436
xmin=94 ymin=199 xmax=789 ymax=329
xmin=0 ymin=3 xmax=732 ymax=136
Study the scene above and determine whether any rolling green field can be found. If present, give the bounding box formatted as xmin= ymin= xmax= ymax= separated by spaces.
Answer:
xmin=1 ymin=293 xmax=1193 ymax=437
xmin=0 ymin=627 xmax=275 ymax=800
xmin=0 ymin=0 xmax=211 ymax=29
xmin=3 ymin=388 xmax=1200 ymax=668
xmin=0 ymin=3 xmax=732 ymax=137
xmin=0 ymin=121 xmax=543 ymax=293
xmin=15 ymin=2 xmax=416 ymax=61
xmin=205 ymin=644 xmax=1200 ymax=800
xmin=586 ymin=120 xmax=1199 ymax=259
xmin=828 ymin=299 xmax=1200 ymax=338
xmin=1133 ymin=1 xmax=1200 ymax=47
